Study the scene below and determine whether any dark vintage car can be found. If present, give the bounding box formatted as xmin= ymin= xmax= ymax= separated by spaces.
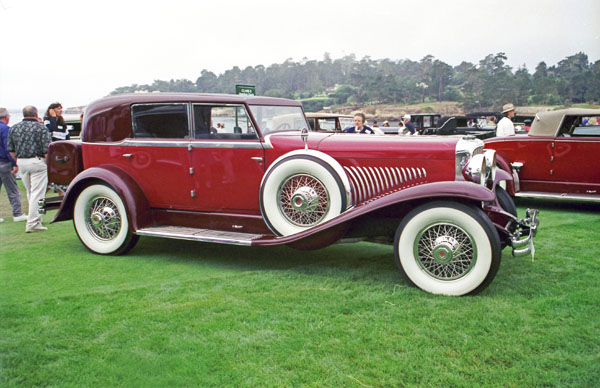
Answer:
xmin=423 ymin=115 xmax=497 ymax=139
xmin=485 ymin=108 xmax=600 ymax=202
xmin=410 ymin=113 xmax=441 ymax=134
xmin=306 ymin=112 xmax=354 ymax=133
xmin=42 ymin=93 xmax=539 ymax=296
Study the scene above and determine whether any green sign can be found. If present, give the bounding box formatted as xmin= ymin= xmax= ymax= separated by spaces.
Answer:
xmin=236 ymin=84 xmax=256 ymax=96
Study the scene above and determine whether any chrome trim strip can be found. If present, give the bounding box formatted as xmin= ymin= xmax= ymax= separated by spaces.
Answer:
xmin=355 ymin=167 xmax=373 ymax=199
xmin=363 ymin=167 xmax=377 ymax=197
xmin=515 ymin=191 xmax=600 ymax=202
xmin=344 ymin=167 xmax=363 ymax=203
xmin=411 ymin=168 xmax=417 ymax=181
xmin=395 ymin=167 xmax=403 ymax=185
xmin=401 ymin=167 xmax=407 ymax=182
xmin=422 ymin=168 xmax=427 ymax=178
xmin=351 ymin=167 xmax=368 ymax=202
xmin=81 ymin=139 xmax=266 ymax=149
xmin=189 ymin=142 xmax=264 ymax=150
xmin=379 ymin=167 xmax=390 ymax=191
xmin=387 ymin=167 xmax=398 ymax=186
xmin=384 ymin=167 xmax=393 ymax=190
xmin=368 ymin=167 xmax=382 ymax=194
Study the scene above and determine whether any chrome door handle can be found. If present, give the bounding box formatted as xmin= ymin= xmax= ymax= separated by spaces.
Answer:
xmin=123 ymin=154 xmax=133 ymax=158
xmin=251 ymin=157 xmax=263 ymax=161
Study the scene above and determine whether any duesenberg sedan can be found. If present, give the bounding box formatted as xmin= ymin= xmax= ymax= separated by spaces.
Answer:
xmin=485 ymin=108 xmax=600 ymax=201
xmin=43 ymin=93 xmax=538 ymax=296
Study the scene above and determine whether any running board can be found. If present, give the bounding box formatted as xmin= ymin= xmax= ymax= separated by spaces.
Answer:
xmin=136 ymin=226 xmax=265 ymax=246
xmin=515 ymin=192 xmax=600 ymax=202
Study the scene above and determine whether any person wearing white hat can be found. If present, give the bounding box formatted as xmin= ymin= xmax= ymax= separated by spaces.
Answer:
xmin=496 ymin=103 xmax=516 ymax=137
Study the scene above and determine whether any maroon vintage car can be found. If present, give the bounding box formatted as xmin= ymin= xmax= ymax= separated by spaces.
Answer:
xmin=42 ymin=93 xmax=539 ymax=296
xmin=485 ymin=108 xmax=600 ymax=201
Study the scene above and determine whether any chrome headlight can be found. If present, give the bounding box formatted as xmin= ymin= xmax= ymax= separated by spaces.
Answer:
xmin=465 ymin=154 xmax=488 ymax=186
xmin=455 ymin=136 xmax=484 ymax=180
xmin=483 ymin=149 xmax=496 ymax=184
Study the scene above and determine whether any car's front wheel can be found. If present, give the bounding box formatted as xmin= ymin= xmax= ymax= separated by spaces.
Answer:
xmin=394 ymin=201 xmax=501 ymax=296
xmin=73 ymin=184 xmax=138 ymax=255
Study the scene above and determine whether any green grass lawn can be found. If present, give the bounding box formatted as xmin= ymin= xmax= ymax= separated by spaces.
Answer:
xmin=1 ymin=183 xmax=599 ymax=387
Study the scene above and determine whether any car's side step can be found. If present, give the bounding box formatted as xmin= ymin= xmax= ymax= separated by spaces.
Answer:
xmin=135 ymin=226 xmax=265 ymax=246
xmin=515 ymin=191 xmax=600 ymax=202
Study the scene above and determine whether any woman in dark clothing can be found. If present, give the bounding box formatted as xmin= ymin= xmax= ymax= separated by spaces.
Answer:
xmin=44 ymin=102 xmax=69 ymax=141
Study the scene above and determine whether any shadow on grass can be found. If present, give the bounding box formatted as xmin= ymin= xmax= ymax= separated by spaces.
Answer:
xmin=127 ymin=236 xmax=401 ymax=283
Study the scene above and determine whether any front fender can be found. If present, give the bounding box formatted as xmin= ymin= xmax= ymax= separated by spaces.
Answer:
xmin=253 ymin=181 xmax=495 ymax=246
xmin=51 ymin=165 xmax=151 ymax=231
xmin=495 ymin=153 xmax=517 ymax=195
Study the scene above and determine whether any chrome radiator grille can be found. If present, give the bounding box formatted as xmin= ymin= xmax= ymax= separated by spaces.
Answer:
xmin=343 ymin=165 xmax=427 ymax=204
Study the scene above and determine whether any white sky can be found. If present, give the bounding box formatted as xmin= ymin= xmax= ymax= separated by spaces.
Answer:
xmin=1 ymin=0 xmax=599 ymax=111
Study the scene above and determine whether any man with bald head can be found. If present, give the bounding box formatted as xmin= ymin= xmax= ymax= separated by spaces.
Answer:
xmin=7 ymin=106 xmax=51 ymax=232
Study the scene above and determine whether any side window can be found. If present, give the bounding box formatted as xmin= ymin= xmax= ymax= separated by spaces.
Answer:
xmin=193 ymin=104 xmax=258 ymax=140
xmin=318 ymin=118 xmax=337 ymax=131
xmin=132 ymin=104 xmax=189 ymax=138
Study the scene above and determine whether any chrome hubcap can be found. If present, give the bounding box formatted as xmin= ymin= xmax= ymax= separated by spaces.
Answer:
xmin=278 ymin=174 xmax=329 ymax=226
xmin=86 ymin=196 xmax=121 ymax=241
xmin=415 ymin=223 xmax=476 ymax=280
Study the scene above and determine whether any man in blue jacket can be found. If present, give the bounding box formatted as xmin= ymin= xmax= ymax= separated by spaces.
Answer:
xmin=0 ymin=108 xmax=26 ymax=223
xmin=343 ymin=112 xmax=375 ymax=134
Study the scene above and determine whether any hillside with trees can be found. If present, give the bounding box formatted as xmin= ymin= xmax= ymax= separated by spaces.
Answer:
xmin=110 ymin=52 xmax=600 ymax=112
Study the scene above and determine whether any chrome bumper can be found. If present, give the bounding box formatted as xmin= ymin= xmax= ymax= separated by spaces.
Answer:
xmin=510 ymin=208 xmax=539 ymax=259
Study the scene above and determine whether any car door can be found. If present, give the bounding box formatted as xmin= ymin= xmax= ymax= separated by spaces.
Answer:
xmin=116 ymin=103 xmax=194 ymax=209
xmin=188 ymin=104 xmax=265 ymax=213
xmin=552 ymin=117 xmax=600 ymax=195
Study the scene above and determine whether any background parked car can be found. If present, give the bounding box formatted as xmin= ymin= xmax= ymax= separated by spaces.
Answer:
xmin=484 ymin=108 xmax=600 ymax=201
xmin=306 ymin=112 xmax=353 ymax=132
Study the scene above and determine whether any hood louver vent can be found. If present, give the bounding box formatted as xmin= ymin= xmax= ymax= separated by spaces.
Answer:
xmin=343 ymin=165 xmax=427 ymax=204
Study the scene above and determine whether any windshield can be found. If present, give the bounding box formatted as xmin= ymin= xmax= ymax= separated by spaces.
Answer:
xmin=249 ymin=105 xmax=309 ymax=135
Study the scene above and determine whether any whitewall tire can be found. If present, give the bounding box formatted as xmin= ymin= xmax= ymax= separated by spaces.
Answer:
xmin=260 ymin=156 xmax=347 ymax=236
xmin=73 ymin=184 xmax=138 ymax=255
xmin=394 ymin=201 xmax=501 ymax=296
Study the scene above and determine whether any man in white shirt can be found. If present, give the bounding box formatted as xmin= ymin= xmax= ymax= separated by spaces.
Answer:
xmin=496 ymin=103 xmax=516 ymax=137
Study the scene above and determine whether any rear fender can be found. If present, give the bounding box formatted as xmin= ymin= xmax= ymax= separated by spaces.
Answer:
xmin=51 ymin=165 xmax=151 ymax=231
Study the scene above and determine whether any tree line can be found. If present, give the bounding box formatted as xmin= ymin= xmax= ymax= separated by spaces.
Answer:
xmin=110 ymin=52 xmax=600 ymax=112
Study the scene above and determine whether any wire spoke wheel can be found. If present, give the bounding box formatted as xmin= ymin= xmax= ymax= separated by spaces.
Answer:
xmin=394 ymin=201 xmax=501 ymax=296
xmin=74 ymin=184 xmax=138 ymax=255
xmin=86 ymin=196 xmax=122 ymax=241
xmin=415 ymin=223 xmax=476 ymax=280
xmin=277 ymin=174 xmax=329 ymax=227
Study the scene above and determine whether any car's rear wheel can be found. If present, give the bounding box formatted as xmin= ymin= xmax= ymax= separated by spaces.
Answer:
xmin=394 ymin=201 xmax=501 ymax=296
xmin=73 ymin=184 xmax=138 ymax=255
xmin=260 ymin=156 xmax=347 ymax=236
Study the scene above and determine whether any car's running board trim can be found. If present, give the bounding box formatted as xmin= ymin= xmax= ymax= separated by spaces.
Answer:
xmin=136 ymin=226 xmax=264 ymax=246
xmin=515 ymin=192 xmax=600 ymax=202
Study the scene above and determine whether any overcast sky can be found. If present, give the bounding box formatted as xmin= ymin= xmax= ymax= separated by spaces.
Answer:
xmin=1 ymin=0 xmax=598 ymax=111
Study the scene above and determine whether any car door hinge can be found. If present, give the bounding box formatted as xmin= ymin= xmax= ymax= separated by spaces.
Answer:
xmin=550 ymin=156 xmax=554 ymax=162
xmin=190 ymin=190 xmax=196 ymax=198
xmin=550 ymin=170 xmax=554 ymax=175
xmin=189 ymin=168 xmax=194 ymax=175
